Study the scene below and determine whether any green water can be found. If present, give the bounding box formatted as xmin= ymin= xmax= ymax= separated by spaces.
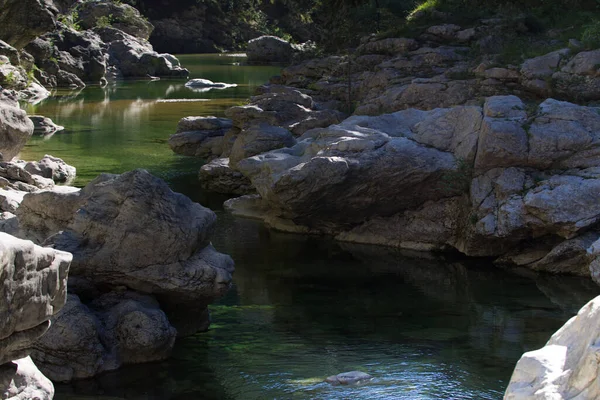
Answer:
xmin=21 ymin=55 xmax=600 ymax=399
xmin=21 ymin=54 xmax=281 ymax=187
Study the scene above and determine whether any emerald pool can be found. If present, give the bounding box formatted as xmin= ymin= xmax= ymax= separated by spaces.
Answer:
xmin=20 ymin=54 xmax=600 ymax=400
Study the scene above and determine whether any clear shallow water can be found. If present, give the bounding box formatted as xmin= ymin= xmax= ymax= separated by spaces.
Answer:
xmin=20 ymin=55 xmax=600 ymax=399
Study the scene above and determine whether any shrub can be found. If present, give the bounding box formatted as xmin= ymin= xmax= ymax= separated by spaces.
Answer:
xmin=582 ymin=20 xmax=600 ymax=49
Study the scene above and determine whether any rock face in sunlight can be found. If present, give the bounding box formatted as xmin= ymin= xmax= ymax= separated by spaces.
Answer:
xmin=504 ymin=295 xmax=600 ymax=400
xmin=211 ymin=92 xmax=600 ymax=281
xmin=0 ymin=357 xmax=55 ymax=400
xmin=0 ymin=232 xmax=71 ymax=365
xmin=0 ymin=232 xmax=72 ymax=400
xmin=0 ymin=90 xmax=34 ymax=162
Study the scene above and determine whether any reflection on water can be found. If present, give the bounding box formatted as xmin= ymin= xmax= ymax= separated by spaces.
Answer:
xmin=20 ymin=54 xmax=281 ymax=186
xmin=20 ymin=54 xmax=600 ymax=399
xmin=55 ymin=214 xmax=600 ymax=400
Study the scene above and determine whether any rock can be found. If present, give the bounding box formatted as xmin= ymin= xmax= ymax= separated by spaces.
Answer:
xmin=0 ymin=40 xmax=20 ymax=65
xmin=17 ymin=169 xmax=234 ymax=334
xmin=0 ymin=357 xmax=54 ymax=400
xmin=356 ymin=38 xmax=419 ymax=55
xmin=77 ymin=1 xmax=154 ymax=40
xmin=0 ymin=0 xmax=56 ymax=49
xmin=32 ymin=292 xmax=176 ymax=382
xmin=504 ymin=295 xmax=600 ymax=399
xmin=230 ymin=123 xmax=296 ymax=166
xmin=168 ymin=116 xmax=231 ymax=159
xmin=0 ymin=188 xmax=25 ymax=212
xmin=0 ymin=162 xmax=55 ymax=190
xmin=246 ymin=35 xmax=293 ymax=64
xmin=521 ymin=49 xmax=570 ymax=80
xmin=426 ymin=24 xmax=461 ymax=40
xmin=28 ymin=116 xmax=64 ymax=136
xmin=185 ymin=79 xmax=237 ymax=92
xmin=106 ymin=30 xmax=189 ymax=78
xmin=0 ymin=90 xmax=34 ymax=162
xmin=23 ymin=155 xmax=76 ymax=184
xmin=199 ymin=158 xmax=254 ymax=195
xmin=0 ymin=232 xmax=71 ymax=365
xmin=325 ymin=371 xmax=373 ymax=385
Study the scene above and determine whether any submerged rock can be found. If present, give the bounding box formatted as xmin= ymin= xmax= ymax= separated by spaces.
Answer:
xmin=28 ymin=116 xmax=64 ymax=137
xmin=505 ymin=295 xmax=600 ymax=399
xmin=185 ymin=78 xmax=237 ymax=91
xmin=32 ymin=292 xmax=176 ymax=382
xmin=325 ymin=371 xmax=373 ymax=385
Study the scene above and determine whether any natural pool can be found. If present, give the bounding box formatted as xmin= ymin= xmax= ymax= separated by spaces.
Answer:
xmin=20 ymin=54 xmax=600 ymax=399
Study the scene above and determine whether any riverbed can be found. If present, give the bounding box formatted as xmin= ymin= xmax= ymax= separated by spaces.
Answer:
xmin=20 ymin=54 xmax=600 ymax=400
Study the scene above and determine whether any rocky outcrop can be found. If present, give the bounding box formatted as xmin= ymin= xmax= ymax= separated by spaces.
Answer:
xmin=214 ymin=95 xmax=600 ymax=279
xmin=0 ymin=232 xmax=71 ymax=365
xmin=14 ymin=169 xmax=233 ymax=333
xmin=26 ymin=22 xmax=188 ymax=88
xmin=0 ymin=0 xmax=56 ymax=49
xmin=22 ymin=155 xmax=76 ymax=184
xmin=76 ymin=1 xmax=154 ymax=40
xmin=168 ymin=116 xmax=232 ymax=158
xmin=0 ymin=90 xmax=34 ymax=162
xmin=0 ymin=232 xmax=71 ymax=400
xmin=0 ymin=168 xmax=234 ymax=382
xmin=504 ymin=295 xmax=600 ymax=399
xmin=199 ymin=158 xmax=254 ymax=195
xmin=32 ymin=292 xmax=176 ymax=382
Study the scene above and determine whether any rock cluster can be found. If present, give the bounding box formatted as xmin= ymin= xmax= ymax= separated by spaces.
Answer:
xmin=0 ymin=0 xmax=188 ymax=92
xmin=276 ymin=20 xmax=600 ymax=114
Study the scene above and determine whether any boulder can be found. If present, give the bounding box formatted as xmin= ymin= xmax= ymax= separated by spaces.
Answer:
xmin=17 ymin=169 xmax=234 ymax=333
xmin=246 ymin=35 xmax=293 ymax=64
xmin=23 ymin=155 xmax=76 ymax=183
xmin=0 ymin=0 xmax=56 ymax=49
xmin=504 ymin=295 xmax=600 ymax=399
xmin=230 ymin=123 xmax=296 ymax=166
xmin=0 ymin=232 xmax=71 ymax=365
xmin=199 ymin=158 xmax=254 ymax=195
xmin=168 ymin=116 xmax=232 ymax=158
xmin=0 ymin=357 xmax=54 ymax=400
xmin=325 ymin=371 xmax=373 ymax=385
xmin=0 ymin=90 xmax=34 ymax=162
xmin=32 ymin=292 xmax=176 ymax=382
xmin=28 ymin=116 xmax=64 ymax=136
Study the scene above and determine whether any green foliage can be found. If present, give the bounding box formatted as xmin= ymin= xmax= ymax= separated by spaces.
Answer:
xmin=4 ymin=71 xmax=17 ymax=86
xmin=582 ymin=20 xmax=600 ymax=49
xmin=58 ymin=11 xmax=82 ymax=31
xmin=96 ymin=14 xmax=114 ymax=28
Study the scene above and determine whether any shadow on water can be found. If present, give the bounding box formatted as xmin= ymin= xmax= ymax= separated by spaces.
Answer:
xmin=28 ymin=55 xmax=599 ymax=399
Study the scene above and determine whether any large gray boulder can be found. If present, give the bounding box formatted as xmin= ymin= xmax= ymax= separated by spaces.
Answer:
xmin=246 ymin=35 xmax=293 ymax=64
xmin=32 ymin=292 xmax=176 ymax=382
xmin=168 ymin=116 xmax=232 ymax=159
xmin=505 ymin=295 xmax=600 ymax=399
xmin=16 ymin=169 xmax=234 ymax=333
xmin=0 ymin=232 xmax=71 ymax=365
xmin=0 ymin=90 xmax=34 ymax=162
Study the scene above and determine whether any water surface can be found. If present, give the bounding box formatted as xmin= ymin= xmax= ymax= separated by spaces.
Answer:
xmin=19 ymin=55 xmax=600 ymax=400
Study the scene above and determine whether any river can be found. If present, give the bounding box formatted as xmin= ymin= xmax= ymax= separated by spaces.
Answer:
xmin=20 ymin=54 xmax=600 ymax=400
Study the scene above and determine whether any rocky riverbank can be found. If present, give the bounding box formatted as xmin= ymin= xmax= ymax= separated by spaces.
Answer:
xmin=0 ymin=0 xmax=187 ymax=95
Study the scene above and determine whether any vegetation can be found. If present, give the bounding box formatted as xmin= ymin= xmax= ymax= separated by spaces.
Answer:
xmin=58 ymin=11 xmax=82 ymax=31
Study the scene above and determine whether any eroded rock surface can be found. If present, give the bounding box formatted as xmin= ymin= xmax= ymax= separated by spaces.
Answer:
xmin=505 ymin=295 xmax=600 ymax=399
